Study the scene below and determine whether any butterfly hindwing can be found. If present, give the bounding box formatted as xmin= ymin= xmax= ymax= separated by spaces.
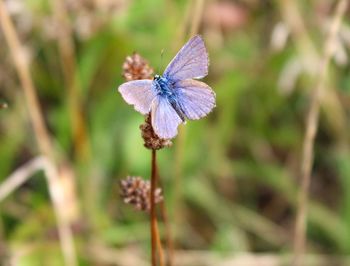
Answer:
xmin=163 ymin=35 xmax=208 ymax=82
xmin=151 ymin=96 xmax=183 ymax=139
xmin=118 ymin=80 xmax=156 ymax=115
xmin=175 ymin=79 xmax=216 ymax=120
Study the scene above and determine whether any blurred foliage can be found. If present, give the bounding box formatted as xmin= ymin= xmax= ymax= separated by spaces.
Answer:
xmin=1 ymin=0 xmax=350 ymax=264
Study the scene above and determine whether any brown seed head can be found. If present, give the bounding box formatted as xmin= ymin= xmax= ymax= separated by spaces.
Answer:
xmin=120 ymin=176 xmax=163 ymax=211
xmin=140 ymin=114 xmax=172 ymax=150
xmin=0 ymin=102 xmax=8 ymax=109
xmin=122 ymin=52 xmax=154 ymax=81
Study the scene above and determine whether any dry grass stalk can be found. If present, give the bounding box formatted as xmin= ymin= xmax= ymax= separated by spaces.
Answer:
xmin=293 ymin=0 xmax=348 ymax=265
xmin=0 ymin=156 xmax=77 ymax=266
xmin=52 ymin=0 xmax=91 ymax=161
xmin=0 ymin=1 xmax=52 ymax=158
xmin=278 ymin=0 xmax=318 ymax=70
xmin=86 ymin=245 xmax=350 ymax=266
xmin=0 ymin=157 xmax=46 ymax=202
xmin=0 ymin=2 xmax=77 ymax=265
xmin=278 ymin=0 xmax=348 ymax=142
xmin=189 ymin=0 xmax=205 ymax=37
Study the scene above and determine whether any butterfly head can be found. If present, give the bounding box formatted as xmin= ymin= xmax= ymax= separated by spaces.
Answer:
xmin=154 ymin=74 xmax=161 ymax=81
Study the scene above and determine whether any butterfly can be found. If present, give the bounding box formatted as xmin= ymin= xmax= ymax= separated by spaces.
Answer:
xmin=118 ymin=35 xmax=216 ymax=139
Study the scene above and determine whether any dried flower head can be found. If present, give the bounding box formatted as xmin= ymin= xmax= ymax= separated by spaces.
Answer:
xmin=0 ymin=102 xmax=8 ymax=109
xmin=122 ymin=52 xmax=154 ymax=81
xmin=120 ymin=176 xmax=163 ymax=211
xmin=140 ymin=114 xmax=172 ymax=150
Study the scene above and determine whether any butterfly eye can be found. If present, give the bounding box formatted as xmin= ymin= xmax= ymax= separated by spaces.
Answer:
xmin=154 ymin=74 xmax=160 ymax=80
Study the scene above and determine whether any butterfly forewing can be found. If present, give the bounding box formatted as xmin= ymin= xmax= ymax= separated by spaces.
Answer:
xmin=151 ymin=96 xmax=183 ymax=139
xmin=163 ymin=35 xmax=208 ymax=82
xmin=118 ymin=80 xmax=156 ymax=115
xmin=175 ymin=79 xmax=216 ymax=120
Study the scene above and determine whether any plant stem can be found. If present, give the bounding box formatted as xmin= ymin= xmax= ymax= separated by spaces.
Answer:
xmin=0 ymin=2 xmax=77 ymax=265
xmin=155 ymin=218 xmax=165 ymax=266
xmin=0 ymin=1 xmax=52 ymax=159
xmin=161 ymin=201 xmax=173 ymax=266
xmin=150 ymin=149 xmax=165 ymax=266
xmin=151 ymin=149 xmax=158 ymax=266
xmin=293 ymin=1 xmax=348 ymax=265
xmin=0 ymin=157 xmax=46 ymax=202
xmin=189 ymin=0 xmax=205 ymax=37
xmin=52 ymin=0 xmax=90 ymax=161
xmin=156 ymin=165 xmax=171 ymax=266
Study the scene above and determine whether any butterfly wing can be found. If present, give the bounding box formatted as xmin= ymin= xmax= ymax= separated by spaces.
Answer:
xmin=151 ymin=96 xmax=183 ymax=139
xmin=118 ymin=80 xmax=156 ymax=115
xmin=175 ymin=79 xmax=216 ymax=120
xmin=163 ymin=35 xmax=208 ymax=82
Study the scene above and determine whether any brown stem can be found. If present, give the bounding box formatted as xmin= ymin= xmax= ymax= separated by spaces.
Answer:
xmin=51 ymin=0 xmax=90 ymax=161
xmin=160 ymin=200 xmax=174 ymax=266
xmin=156 ymin=163 xmax=173 ymax=266
xmin=155 ymin=218 xmax=165 ymax=266
xmin=151 ymin=150 xmax=165 ymax=266
xmin=292 ymin=1 xmax=348 ymax=265
xmin=151 ymin=149 xmax=158 ymax=266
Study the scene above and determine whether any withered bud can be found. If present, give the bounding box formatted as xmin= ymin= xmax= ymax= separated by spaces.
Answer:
xmin=140 ymin=114 xmax=172 ymax=150
xmin=122 ymin=52 xmax=154 ymax=81
xmin=120 ymin=176 xmax=163 ymax=212
xmin=0 ymin=102 xmax=8 ymax=109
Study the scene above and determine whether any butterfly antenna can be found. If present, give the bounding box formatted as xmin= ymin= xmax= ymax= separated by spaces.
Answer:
xmin=158 ymin=49 xmax=165 ymax=74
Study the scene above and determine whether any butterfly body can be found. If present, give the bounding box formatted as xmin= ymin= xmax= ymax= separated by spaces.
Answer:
xmin=118 ymin=35 xmax=216 ymax=139
xmin=154 ymin=75 xmax=174 ymax=98
xmin=153 ymin=74 xmax=186 ymax=122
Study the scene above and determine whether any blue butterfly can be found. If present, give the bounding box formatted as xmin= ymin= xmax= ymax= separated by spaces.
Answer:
xmin=118 ymin=35 xmax=216 ymax=139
